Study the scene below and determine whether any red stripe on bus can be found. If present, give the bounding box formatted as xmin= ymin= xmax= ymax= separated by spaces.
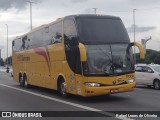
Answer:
xmin=34 ymin=48 xmax=50 ymax=73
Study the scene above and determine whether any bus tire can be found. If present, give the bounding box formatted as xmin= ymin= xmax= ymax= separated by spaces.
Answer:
xmin=58 ymin=78 xmax=68 ymax=97
xmin=153 ymin=79 xmax=160 ymax=90
xmin=19 ymin=75 xmax=24 ymax=87
xmin=23 ymin=75 xmax=30 ymax=88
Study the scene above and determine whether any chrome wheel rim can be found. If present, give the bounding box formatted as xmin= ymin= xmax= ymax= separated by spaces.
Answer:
xmin=61 ymin=82 xmax=66 ymax=95
xmin=20 ymin=77 xmax=23 ymax=86
xmin=25 ymin=80 xmax=28 ymax=87
xmin=155 ymin=81 xmax=160 ymax=89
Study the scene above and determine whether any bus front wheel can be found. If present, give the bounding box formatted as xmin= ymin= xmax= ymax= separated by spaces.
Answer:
xmin=58 ymin=79 xmax=68 ymax=97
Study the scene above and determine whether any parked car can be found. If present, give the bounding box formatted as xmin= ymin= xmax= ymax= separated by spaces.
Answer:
xmin=135 ymin=64 xmax=160 ymax=90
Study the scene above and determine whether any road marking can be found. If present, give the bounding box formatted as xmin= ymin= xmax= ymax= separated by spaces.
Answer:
xmin=0 ymin=83 xmax=134 ymax=120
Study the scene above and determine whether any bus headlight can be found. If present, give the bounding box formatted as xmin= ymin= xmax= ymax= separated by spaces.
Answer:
xmin=85 ymin=82 xmax=100 ymax=87
xmin=126 ymin=79 xmax=135 ymax=83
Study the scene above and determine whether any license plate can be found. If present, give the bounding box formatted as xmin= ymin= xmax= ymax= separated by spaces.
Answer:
xmin=110 ymin=89 xmax=118 ymax=93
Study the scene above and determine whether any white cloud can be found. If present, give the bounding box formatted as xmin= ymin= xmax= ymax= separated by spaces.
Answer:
xmin=127 ymin=25 xmax=156 ymax=33
xmin=71 ymin=0 xmax=88 ymax=3
xmin=0 ymin=0 xmax=41 ymax=10
xmin=0 ymin=0 xmax=160 ymax=59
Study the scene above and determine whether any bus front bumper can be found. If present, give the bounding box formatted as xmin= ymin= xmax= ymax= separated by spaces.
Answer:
xmin=82 ymin=82 xmax=136 ymax=97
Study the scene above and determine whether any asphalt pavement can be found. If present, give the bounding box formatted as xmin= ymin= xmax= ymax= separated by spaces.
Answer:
xmin=0 ymin=71 xmax=160 ymax=120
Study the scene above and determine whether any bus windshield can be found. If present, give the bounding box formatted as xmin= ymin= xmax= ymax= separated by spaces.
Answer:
xmin=76 ymin=17 xmax=133 ymax=75
xmin=76 ymin=17 xmax=130 ymax=44
xmin=84 ymin=44 xmax=134 ymax=76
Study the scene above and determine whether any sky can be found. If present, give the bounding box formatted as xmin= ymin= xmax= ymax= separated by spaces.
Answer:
xmin=0 ymin=0 xmax=160 ymax=59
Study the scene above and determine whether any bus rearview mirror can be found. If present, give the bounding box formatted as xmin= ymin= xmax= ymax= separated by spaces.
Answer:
xmin=126 ymin=42 xmax=145 ymax=60
xmin=134 ymin=42 xmax=145 ymax=59
xmin=78 ymin=43 xmax=87 ymax=62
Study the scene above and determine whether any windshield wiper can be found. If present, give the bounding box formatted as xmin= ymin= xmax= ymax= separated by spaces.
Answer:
xmin=103 ymin=73 xmax=119 ymax=76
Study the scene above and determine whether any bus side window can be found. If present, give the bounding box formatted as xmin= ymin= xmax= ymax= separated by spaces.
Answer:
xmin=12 ymin=40 xmax=15 ymax=52
xmin=64 ymin=19 xmax=78 ymax=47
xmin=50 ymin=22 xmax=62 ymax=44
xmin=64 ymin=18 xmax=81 ymax=74
xmin=21 ymin=35 xmax=28 ymax=50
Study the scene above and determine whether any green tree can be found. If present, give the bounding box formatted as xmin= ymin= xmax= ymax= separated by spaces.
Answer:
xmin=154 ymin=53 xmax=160 ymax=64
xmin=135 ymin=49 xmax=160 ymax=64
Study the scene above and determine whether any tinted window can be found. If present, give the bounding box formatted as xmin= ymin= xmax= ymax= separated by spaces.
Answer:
xmin=76 ymin=18 xmax=130 ymax=44
xmin=64 ymin=19 xmax=78 ymax=46
xmin=31 ymin=30 xmax=44 ymax=48
xmin=84 ymin=45 xmax=112 ymax=74
xmin=49 ymin=22 xmax=62 ymax=44
xmin=111 ymin=44 xmax=134 ymax=73
xmin=12 ymin=22 xmax=62 ymax=52
xmin=135 ymin=66 xmax=143 ymax=72
xmin=142 ymin=66 xmax=152 ymax=72
xmin=12 ymin=38 xmax=23 ymax=52
xmin=84 ymin=44 xmax=134 ymax=75
xmin=64 ymin=18 xmax=81 ymax=74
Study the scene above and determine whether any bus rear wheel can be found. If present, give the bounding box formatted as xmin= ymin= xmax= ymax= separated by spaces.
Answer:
xmin=58 ymin=79 xmax=68 ymax=97
xmin=23 ymin=75 xmax=30 ymax=88
xmin=19 ymin=75 xmax=24 ymax=87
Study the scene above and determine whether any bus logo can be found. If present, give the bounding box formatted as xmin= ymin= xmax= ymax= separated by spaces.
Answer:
xmin=112 ymin=80 xmax=116 ymax=85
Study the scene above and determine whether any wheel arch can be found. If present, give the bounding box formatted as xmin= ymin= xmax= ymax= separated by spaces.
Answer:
xmin=56 ymin=73 xmax=66 ymax=90
xmin=19 ymin=72 xmax=23 ymax=82
xmin=153 ymin=78 xmax=160 ymax=90
xmin=23 ymin=72 xmax=27 ymax=78
xmin=153 ymin=78 xmax=160 ymax=84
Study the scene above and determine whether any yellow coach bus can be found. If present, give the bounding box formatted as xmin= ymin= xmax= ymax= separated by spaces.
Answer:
xmin=12 ymin=14 xmax=144 ymax=97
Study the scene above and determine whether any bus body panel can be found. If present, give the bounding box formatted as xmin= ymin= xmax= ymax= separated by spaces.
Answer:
xmin=73 ymin=73 xmax=135 ymax=97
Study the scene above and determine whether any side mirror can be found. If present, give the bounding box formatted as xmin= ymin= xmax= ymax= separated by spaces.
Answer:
xmin=78 ymin=43 xmax=87 ymax=62
xmin=126 ymin=42 xmax=145 ymax=60
xmin=148 ymin=70 xmax=154 ymax=73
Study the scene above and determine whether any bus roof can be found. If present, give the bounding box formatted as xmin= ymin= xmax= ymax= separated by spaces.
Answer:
xmin=14 ymin=14 xmax=120 ymax=40
xmin=64 ymin=14 xmax=120 ymax=20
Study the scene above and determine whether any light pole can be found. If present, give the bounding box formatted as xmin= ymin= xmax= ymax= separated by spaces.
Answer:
xmin=0 ymin=49 xmax=1 ymax=59
xmin=27 ymin=1 xmax=34 ymax=31
xmin=5 ymin=24 xmax=9 ymax=73
xmin=133 ymin=9 xmax=136 ymax=64
xmin=93 ymin=8 xmax=98 ymax=14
